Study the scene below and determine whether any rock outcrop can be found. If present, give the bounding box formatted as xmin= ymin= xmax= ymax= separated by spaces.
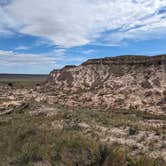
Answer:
xmin=46 ymin=55 xmax=166 ymax=114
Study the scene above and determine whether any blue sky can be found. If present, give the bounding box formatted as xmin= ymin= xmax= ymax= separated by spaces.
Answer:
xmin=0 ymin=0 xmax=166 ymax=74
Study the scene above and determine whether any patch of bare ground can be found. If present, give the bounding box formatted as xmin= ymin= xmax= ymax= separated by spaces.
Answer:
xmin=0 ymin=72 xmax=166 ymax=165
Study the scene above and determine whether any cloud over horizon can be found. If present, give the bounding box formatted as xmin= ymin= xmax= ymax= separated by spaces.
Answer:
xmin=0 ymin=49 xmax=60 ymax=66
xmin=0 ymin=48 xmax=88 ymax=73
xmin=0 ymin=0 xmax=165 ymax=48
xmin=0 ymin=0 xmax=165 ymax=74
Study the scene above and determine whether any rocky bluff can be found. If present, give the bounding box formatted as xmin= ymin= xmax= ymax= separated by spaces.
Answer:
xmin=46 ymin=55 xmax=166 ymax=114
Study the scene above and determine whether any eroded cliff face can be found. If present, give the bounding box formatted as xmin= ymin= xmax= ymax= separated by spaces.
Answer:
xmin=46 ymin=55 xmax=166 ymax=114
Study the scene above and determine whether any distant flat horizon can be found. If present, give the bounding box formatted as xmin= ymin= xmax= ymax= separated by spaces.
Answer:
xmin=0 ymin=53 xmax=165 ymax=74
xmin=0 ymin=73 xmax=48 ymax=76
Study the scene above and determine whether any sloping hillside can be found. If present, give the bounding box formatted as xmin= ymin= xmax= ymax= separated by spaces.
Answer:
xmin=46 ymin=55 xmax=166 ymax=114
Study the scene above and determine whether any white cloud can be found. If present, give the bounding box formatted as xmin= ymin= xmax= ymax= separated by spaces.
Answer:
xmin=0 ymin=49 xmax=63 ymax=66
xmin=0 ymin=0 xmax=11 ymax=6
xmin=0 ymin=0 xmax=166 ymax=47
xmin=83 ymin=49 xmax=95 ymax=55
xmin=15 ymin=45 xmax=30 ymax=50
xmin=0 ymin=48 xmax=89 ymax=73
xmin=0 ymin=2 xmax=19 ymax=35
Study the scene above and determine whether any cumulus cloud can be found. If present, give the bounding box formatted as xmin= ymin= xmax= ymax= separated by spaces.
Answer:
xmin=0 ymin=0 xmax=166 ymax=47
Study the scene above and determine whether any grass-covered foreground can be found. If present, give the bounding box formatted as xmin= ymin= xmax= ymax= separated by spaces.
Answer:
xmin=0 ymin=106 xmax=165 ymax=166
xmin=0 ymin=76 xmax=165 ymax=166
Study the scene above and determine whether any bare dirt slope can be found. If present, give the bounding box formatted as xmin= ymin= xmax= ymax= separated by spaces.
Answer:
xmin=0 ymin=56 xmax=166 ymax=165
xmin=47 ymin=55 xmax=166 ymax=115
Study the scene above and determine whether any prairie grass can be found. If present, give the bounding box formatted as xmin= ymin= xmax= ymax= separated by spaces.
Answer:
xmin=0 ymin=108 xmax=165 ymax=166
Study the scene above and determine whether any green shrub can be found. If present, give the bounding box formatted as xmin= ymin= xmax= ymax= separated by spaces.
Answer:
xmin=12 ymin=142 xmax=43 ymax=166
xmin=127 ymin=156 xmax=165 ymax=166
